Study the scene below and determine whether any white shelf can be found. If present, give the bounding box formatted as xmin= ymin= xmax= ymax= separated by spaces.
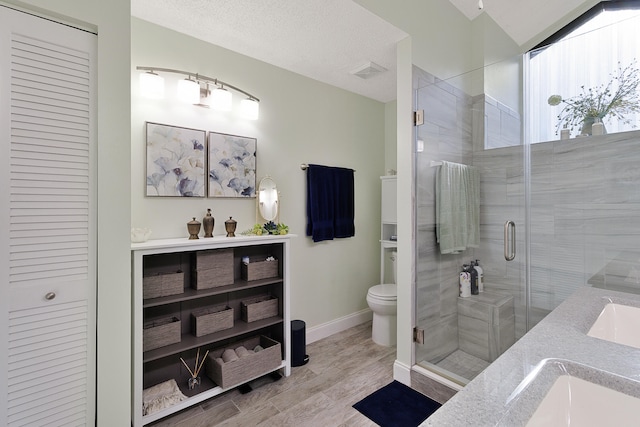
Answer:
xmin=380 ymin=240 xmax=398 ymax=248
xmin=380 ymin=177 xmax=397 ymax=282
xmin=132 ymin=236 xmax=293 ymax=426
xmin=131 ymin=233 xmax=295 ymax=252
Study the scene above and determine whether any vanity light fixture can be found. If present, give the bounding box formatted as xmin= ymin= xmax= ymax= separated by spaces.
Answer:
xmin=137 ymin=66 xmax=260 ymax=120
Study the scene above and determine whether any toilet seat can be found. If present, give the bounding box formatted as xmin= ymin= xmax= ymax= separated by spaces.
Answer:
xmin=368 ymin=284 xmax=397 ymax=301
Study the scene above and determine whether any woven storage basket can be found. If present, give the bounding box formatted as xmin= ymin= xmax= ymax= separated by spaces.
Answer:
xmin=241 ymin=294 xmax=278 ymax=322
xmin=143 ymin=270 xmax=184 ymax=299
xmin=143 ymin=316 xmax=181 ymax=352
xmin=191 ymin=304 xmax=234 ymax=337
xmin=192 ymin=249 xmax=234 ymax=289
xmin=205 ymin=335 xmax=282 ymax=389
xmin=241 ymin=257 xmax=279 ymax=281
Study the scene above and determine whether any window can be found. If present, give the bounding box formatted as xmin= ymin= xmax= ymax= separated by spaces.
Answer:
xmin=528 ymin=1 xmax=640 ymax=142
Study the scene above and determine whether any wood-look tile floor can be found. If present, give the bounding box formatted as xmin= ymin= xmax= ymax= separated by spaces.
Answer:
xmin=149 ymin=321 xmax=395 ymax=427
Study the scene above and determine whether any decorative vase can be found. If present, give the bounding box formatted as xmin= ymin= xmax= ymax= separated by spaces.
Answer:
xmin=225 ymin=217 xmax=237 ymax=237
xmin=187 ymin=217 xmax=201 ymax=240
xmin=203 ymin=209 xmax=214 ymax=238
xmin=581 ymin=116 xmax=606 ymax=136
xmin=188 ymin=376 xmax=201 ymax=390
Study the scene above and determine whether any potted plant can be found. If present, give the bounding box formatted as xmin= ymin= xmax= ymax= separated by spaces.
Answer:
xmin=548 ymin=61 xmax=640 ymax=136
xmin=241 ymin=222 xmax=289 ymax=236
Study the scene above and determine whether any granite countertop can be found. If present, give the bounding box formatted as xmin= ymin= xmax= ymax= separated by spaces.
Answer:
xmin=422 ymin=287 xmax=640 ymax=426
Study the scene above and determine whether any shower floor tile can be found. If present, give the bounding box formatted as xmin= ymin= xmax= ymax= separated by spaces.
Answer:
xmin=435 ymin=349 xmax=490 ymax=381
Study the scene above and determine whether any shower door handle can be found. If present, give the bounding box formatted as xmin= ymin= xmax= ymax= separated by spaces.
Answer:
xmin=504 ymin=221 xmax=516 ymax=261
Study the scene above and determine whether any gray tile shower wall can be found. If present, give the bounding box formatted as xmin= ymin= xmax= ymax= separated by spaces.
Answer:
xmin=414 ymin=66 xmax=475 ymax=364
xmin=475 ymin=129 xmax=640 ymax=340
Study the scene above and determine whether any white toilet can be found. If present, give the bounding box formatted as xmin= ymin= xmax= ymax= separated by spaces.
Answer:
xmin=367 ymin=251 xmax=397 ymax=346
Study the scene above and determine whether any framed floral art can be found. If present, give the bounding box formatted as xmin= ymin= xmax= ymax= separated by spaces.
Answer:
xmin=208 ymin=132 xmax=256 ymax=198
xmin=145 ymin=122 xmax=206 ymax=197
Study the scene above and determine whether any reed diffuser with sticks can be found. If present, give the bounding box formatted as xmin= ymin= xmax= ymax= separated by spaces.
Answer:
xmin=181 ymin=347 xmax=209 ymax=390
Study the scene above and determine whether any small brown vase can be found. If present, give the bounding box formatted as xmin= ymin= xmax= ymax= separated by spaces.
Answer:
xmin=225 ymin=217 xmax=237 ymax=237
xmin=187 ymin=217 xmax=201 ymax=239
xmin=203 ymin=209 xmax=214 ymax=238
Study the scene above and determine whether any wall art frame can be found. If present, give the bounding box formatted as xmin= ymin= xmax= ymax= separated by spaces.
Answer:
xmin=208 ymin=131 xmax=257 ymax=198
xmin=145 ymin=122 xmax=206 ymax=197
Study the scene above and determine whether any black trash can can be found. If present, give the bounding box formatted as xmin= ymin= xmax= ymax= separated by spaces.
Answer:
xmin=291 ymin=320 xmax=309 ymax=366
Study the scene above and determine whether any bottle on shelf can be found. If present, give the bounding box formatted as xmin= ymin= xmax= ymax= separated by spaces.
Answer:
xmin=474 ymin=259 xmax=484 ymax=293
xmin=460 ymin=265 xmax=471 ymax=298
xmin=468 ymin=262 xmax=478 ymax=295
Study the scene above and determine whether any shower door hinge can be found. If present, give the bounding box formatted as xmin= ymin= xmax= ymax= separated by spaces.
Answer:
xmin=414 ymin=110 xmax=424 ymax=126
xmin=413 ymin=327 xmax=425 ymax=344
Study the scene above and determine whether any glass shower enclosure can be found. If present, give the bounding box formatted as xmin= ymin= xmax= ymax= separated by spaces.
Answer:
xmin=413 ymin=12 xmax=640 ymax=386
xmin=413 ymin=62 xmax=525 ymax=385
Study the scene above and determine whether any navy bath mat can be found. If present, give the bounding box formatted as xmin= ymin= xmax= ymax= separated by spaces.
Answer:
xmin=353 ymin=380 xmax=441 ymax=427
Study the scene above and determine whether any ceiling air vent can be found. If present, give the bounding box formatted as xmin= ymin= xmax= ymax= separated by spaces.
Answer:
xmin=350 ymin=61 xmax=387 ymax=79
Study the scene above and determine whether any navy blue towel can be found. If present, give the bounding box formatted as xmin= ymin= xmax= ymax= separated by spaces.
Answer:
xmin=306 ymin=164 xmax=355 ymax=242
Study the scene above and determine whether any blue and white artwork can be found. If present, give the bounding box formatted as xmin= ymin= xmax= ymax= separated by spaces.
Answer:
xmin=208 ymin=132 xmax=256 ymax=198
xmin=146 ymin=123 xmax=206 ymax=197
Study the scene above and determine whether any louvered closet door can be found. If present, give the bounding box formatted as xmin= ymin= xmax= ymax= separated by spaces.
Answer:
xmin=0 ymin=6 xmax=97 ymax=427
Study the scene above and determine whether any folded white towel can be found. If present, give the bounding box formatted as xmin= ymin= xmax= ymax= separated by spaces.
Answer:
xmin=222 ymin=348 xmax=239 ymax=363
xmin=235 ymin=346 xmax=250 ymax=357
xmin=142 ymin=379 xmax=187 ymax=416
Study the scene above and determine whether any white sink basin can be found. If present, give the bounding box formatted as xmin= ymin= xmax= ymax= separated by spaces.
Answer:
xmin=527 ymin=374 xmax=640 ymax=426
xmin=499 ymin=359 xmax=640 ymax=427
xmin=587 ymin=303 xmax=640 ymax=349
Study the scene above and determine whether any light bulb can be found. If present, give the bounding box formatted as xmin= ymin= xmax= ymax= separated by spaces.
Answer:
xmin=210 ymin=87 xmax=232 ymax=111
xmin=478 ymin=0 xmax=483 ymax=10
xmin=139 ymin=71 xmax=164 ymax=99
xmin=239 ymin=98 xmax=259 ymax=120
xmin=177 ymin=78 xmax=200 ymax=104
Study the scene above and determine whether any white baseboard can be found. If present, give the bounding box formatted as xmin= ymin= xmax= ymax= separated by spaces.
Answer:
xmin=306 ymin=308 xmax=373 ymax=344
xmin=411 ymin=364 xmax=464 ymax=391
xmin=393 ymin=360 xmax=411 ymax=385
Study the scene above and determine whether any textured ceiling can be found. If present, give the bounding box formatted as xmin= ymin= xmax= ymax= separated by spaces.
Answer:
xmin=132 ymin=0 xmax=590 ymax=103
xmin=131 ymin=0 xmax=408 ymax=103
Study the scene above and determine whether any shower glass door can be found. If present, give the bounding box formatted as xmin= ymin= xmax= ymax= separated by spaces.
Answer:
xmin=413 ymin=61 xmax=526 ymax=385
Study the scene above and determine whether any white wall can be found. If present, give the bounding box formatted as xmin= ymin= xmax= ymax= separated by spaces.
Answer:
xmin=4 ymin=1 xmax=132 ymax=426
xmin=471 ymin=14 xmax=522 ymax=113
xmin=355 ymin=0 xmax=473 ymax=91
xmin=384 ymin=100 xmax=398 ymax=172
xmin=132 ymin=18 xmax=385 ymax=329
xmin=394 ymin=37 xmax=415 ymax=382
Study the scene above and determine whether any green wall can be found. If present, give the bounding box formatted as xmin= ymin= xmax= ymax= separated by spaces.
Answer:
xmin=131 ymin=17 xmax=386 ymax=334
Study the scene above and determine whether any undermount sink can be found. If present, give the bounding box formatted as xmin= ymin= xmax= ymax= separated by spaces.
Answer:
xmin=587 ymin=303 xmax=640 ymax=349
xmin=500 ymin=359 xmax=640 ymax=426
xmin=527 ymin=374 xmax=640 ymax=426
